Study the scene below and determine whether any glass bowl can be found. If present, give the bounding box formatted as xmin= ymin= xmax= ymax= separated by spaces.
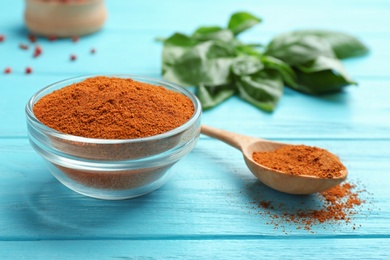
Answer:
xmin=25 ymin=75 xmax=201 ymax=200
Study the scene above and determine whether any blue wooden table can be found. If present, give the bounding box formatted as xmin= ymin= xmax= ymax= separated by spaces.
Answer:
xmin=1 ymin=0 xmax=389 ymax=258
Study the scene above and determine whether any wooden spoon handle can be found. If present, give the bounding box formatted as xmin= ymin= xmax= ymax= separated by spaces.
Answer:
xmin=200 ymin=125 xmax=261 ymax=151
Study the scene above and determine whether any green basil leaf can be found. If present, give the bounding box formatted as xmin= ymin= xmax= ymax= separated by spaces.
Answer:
xmin=163 ymin=32 xmax=198 ymax=47
xmin=296 ymin=55 xmax=353 ymax=75
xmin=291 ymin=56 xmax=356 ymax=94
xmin=162 ymin=41 xmax=236 ymax=86
xmin=192 ymin=26 xmax=235 ymax=42
xmin=162 ymin=33 xmax=199 ymax=74
xmin=236 ymin=70 xmax=284 ymax=112
xmin=291 ymin=30 xmax=369 ymax=59
xmin=261 ymin=55 xmax=297 ymax=87
xmin=228 ymin=12 xmax=262 ymax=36
xmin=160 ymin=12 xmax=367 ymax=112
xmin=162 ymin=44 xmax=188 ymax=74
xmin=204 ymin=41 xmax=237 ymax=59
xmin=231 ymin=56 xmax=264 ymax=76
xmin=196 ymin=83 xmax=236 ymax=110
xmin=265 ymin=33 xmax=335 ymax=65
xmin=234 ymin=44 xmax=262 ymax=57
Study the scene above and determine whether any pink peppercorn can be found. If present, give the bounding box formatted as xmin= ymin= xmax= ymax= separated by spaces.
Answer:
xmin=28 ymin=34 xmax=37 ymax=43
xmin=33 ymin=45 xmax=42 ymax=58
xmin=48 ymin=35 xmax=57 ymax=41
xmin=19 ymin=43 xmax=29 ymax=50
xmin=4 ymin=67 xmax=12 ymax=74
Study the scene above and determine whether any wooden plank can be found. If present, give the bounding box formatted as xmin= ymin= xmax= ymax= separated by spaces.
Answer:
xmin=0 ymin=27 xmax=387 ymax=77
xmin=1 ymin=0 xmax=390 ymax=258
xmin=0 ymin=138 xmax=387 ymax=240
xmin=2 ymin=76 xmax=388 ymax=138
xmin=0 ymin=1 xmax=389 ymax=78
xmin=0 ymin=238 xmax=389 ymax=259
xmin=103 ymin=0 xmax=390 ymax=34
xmin=2 ymin=0 xmax=390 ymax=33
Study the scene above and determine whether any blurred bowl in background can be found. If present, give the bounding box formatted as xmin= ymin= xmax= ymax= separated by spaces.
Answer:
xmin=24 ymin=0 xmax=107 ymax=37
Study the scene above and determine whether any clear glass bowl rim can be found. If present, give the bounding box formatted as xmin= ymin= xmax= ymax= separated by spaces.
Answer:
xmin=25 ymin=74 xmax=202 ymax=145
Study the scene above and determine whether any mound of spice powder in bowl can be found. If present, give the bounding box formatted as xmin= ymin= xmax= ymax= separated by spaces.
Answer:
xmin=252 ymin=145 xmax=346 ymax=178
xmin=33 ymin=76 xmax=194 ymax=139
xmin=31 ymin=76 xmax=198 ymax=192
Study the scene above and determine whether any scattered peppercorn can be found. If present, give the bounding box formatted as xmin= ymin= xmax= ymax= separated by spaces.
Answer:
xmin=2 ymin=33 xmax=96 ymax=76
xmin=19 ymin=43 xmax=29 ymax=50
xmin=48 ymin=35 xmax=57 ymax=41
xmin=33 ymin=45 xmax=42 ymax=58
xmin=4 ymin=67 xmax=12 ymax=74
xmin=28 ymin=34 xmax=37 ymax=43
xmin=25 ymin=67 xmax=33 ymax=74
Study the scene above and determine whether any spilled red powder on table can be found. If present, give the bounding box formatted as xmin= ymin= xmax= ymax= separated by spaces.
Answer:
xmin=250 ymin=181 xmax=368 ymax=231
xmin=287 ymin=183 xmax=362 ymax=229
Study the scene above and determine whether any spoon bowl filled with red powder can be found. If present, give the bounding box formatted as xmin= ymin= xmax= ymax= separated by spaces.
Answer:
xmin=26 ymin=75 xmax=201 ymax=200
xmin=201 ymin=125 xmax=348 ymax=195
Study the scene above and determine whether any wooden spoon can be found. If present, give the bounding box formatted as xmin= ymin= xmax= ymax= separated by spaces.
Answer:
xmin=201 ymin=125 xmax=348 ymax=195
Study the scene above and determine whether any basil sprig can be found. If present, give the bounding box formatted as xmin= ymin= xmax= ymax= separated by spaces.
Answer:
xmin=161 ymin=12 xmax=368 ymax=111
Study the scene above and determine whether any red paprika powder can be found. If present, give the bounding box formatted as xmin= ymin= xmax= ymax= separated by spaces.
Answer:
xmin=33 ymin=76 xmax=194 ymax=139
xmin=254 ymin=182 xmax=364 ymax=231
xmin=32 ymin=76 xmax=197 ymax=190
xmin=248 ymin=144 xmax=366 ymax=231
xmin=253 ymin=145 xmax=346 ymax=178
